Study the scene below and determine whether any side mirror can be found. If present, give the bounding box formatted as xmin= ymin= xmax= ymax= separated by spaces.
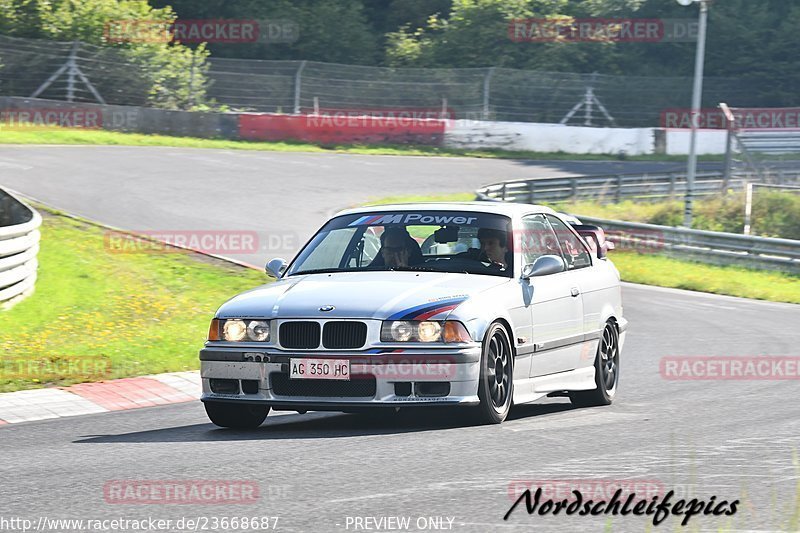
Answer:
xmin=572 ymin=224 xmax=613 ymax=259
xmin=522 ymin=254 xmax=565 ymax=279
xmin=266 ymin=258 xmax=288 ymax=278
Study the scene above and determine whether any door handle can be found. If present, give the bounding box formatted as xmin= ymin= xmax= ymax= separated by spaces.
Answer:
xmin=570 ymin=287 xmax=580 ymax=297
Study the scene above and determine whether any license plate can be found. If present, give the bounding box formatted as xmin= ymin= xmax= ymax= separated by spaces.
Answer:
xmin=289 ymin=358 xmax=350 ymax=380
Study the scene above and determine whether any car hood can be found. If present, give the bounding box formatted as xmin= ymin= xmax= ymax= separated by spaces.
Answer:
xmin=216 ymin=271 xmax=509 ymax=320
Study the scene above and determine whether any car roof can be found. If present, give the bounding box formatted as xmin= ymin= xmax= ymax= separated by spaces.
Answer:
xmin=333 ymin=201 xmax=557 ymax=219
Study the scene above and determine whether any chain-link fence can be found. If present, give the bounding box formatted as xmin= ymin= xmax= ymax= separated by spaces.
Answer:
xmin=0 ymin=33 xmax=775 ymax=127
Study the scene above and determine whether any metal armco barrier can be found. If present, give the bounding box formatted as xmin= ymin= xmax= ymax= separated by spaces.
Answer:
xmin=737 ymin=131 xmax=800 ymax=155
xmin=475 ymin=178 xmax=800 ymax=273
xmin=578 ymin=216 xmax=800 ymax=274
xmin=0 ymin=188 xmax=41 ymax=307
xmin=476 ymin=170 xmax=800 ymax=204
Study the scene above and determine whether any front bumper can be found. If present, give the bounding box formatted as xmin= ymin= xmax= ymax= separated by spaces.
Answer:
xmin=200 ymin=346 xmax=482 ymax=408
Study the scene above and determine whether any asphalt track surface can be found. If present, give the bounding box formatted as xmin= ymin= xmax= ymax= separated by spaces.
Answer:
xmin=1 ymin=146 xmax=799 ymax=532
xmin=0 ymin=145 xmax=728 ymax=266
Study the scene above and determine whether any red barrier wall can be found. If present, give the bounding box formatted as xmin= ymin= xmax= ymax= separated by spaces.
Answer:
xmin=238 ymin=113 xmax=446 ymax=145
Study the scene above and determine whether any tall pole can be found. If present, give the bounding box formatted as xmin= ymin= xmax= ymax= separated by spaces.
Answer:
xmin=684 ymin=1 xmax=708 ymax=228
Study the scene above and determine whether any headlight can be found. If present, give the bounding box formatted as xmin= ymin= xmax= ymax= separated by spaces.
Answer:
xmin=246 ymin=320 xmax=270 ymax=342
xmin=222 ymin=319 xmax=247 ymax=341
xmin=381 ymin=320 xmax=471 ymax=343
xmin=389 ymin=321 xmax=414 ymax=342
xmin=214 ymin=319 xmax=271 ymax=342
xmin=417 ymin=321 xmax=442 ymax=342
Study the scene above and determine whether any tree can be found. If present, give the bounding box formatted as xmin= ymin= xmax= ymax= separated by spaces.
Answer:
xmin=0 ymin=0 xmax=210 ymax=109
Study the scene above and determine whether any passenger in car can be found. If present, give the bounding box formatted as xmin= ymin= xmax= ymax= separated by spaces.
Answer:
xmin=370 ymin=226 xmax=423 ymax=268
xmin=477 ymin=228 xmax=510 ymax=268
xmin=455 ymin=228 xmax=510 ymax=269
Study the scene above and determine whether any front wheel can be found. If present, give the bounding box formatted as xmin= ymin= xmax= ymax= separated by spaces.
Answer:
xmin=472 ymin=323 xmax=514 ymax=424
xmin=570 ymin=322 xmax=619 ymax=408
xmin=204 ymin=402 xmax=270 ymax=428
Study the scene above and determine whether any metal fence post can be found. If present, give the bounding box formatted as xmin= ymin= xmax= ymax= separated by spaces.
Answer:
xmin=483 ymin=67 xmax=495 ymax=120
xmin=743 ymin=181 xmax=754 ymax=235
xmin=722 ymin=124 xmax=734 ymax=190
xmin=66 ymin=41 xmax=78 ymax=102
xmin=293 ymin=60 xmax=307 ymax=114
xmin=615 ymin=175 xmax=623 ymax=203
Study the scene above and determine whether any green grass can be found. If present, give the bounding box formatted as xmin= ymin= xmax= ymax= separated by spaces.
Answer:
xmin=0 ymin=126 xmax=723 ymax=161
xmin=611 ymin=251 xmax=800 ymax=304
xmin=0 ymin=211 xmax=268 ymax=392
xmin=364 ymin=192 xmax=476 ymax=205
xmin=367 ymin=193 xmax=800 ymax=304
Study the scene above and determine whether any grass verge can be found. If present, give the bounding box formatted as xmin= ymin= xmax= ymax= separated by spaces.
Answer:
xmin=0 ymin=210 xmax=268 ymax=393
xmin=368 ymin=193 xmax=800 ymax=304
xmin=0 ymin=127 xmax=723 ymax=161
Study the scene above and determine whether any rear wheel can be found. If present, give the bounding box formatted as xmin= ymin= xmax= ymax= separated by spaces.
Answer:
xmin=570 ymin=322 xmax=619 ymax=408
xmin=472 ymin=323 xmax=514 ymax=424
xmin=204 ymin=402 xmax=270 ymax=428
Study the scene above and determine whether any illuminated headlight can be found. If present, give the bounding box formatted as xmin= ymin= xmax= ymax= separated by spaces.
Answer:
xmin=389 ymin=321 xmax=414 ymax=342
xmin=381 ymin=320 xmax=471 ymax=343
xmin=417 ymin=321 xmax=442 ymax=342
xmin=246 ymin=320 xmax=270 ymax=342
xmin=216 ymin=319 xmax=271 ymax=342
xmin=222 ymin=319 xmax=247 ymax=341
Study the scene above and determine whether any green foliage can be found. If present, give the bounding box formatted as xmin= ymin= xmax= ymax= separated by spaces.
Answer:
xmin=0 ymin=212 xmax=266 ymax=392
xmin=561 ymin=191 xmax=800 ymax=240
xmin=0 ymin=0 xmax=211 ymax=109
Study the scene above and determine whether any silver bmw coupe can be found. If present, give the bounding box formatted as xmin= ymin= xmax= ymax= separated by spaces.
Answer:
xmin=200 ymin=202 xmax=627 ymax=427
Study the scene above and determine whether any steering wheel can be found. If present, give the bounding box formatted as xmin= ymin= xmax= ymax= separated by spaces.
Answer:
xmin=477 ymin=250 xmax=506 ymax=270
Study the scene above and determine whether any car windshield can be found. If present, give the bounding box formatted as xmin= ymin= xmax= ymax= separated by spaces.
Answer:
xmin=286 ymin=210 xmax=514 ymax=278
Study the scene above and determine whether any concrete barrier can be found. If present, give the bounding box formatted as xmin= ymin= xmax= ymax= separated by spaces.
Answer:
xmin=0 ymin=97 xmax=239 ymax=139
xmin=444 ymin=119 xmax=728 ymax=155
xmin=0 ymin=188 xmax=41 ymax=308
xmin=239 ymin=113 xmax=446 ymax=145
xmin=0 ymin=96 xmax=729 ymax=154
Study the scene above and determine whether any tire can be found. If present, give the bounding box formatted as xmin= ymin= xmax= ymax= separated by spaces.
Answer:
xmin=472 ymin=323 xmax=514 ymax=424
xmin=570 ymin=322 xmax=619 ymax=408
xmin=204 ymin=402 xmax=270 ymax=429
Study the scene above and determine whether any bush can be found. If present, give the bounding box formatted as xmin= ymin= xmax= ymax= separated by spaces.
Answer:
xmin=564 ymin=190 xmax=800 ymax=240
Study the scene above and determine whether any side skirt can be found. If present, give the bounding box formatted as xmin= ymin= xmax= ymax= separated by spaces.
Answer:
xmin=512 ymin=367 xmax=597 ymax=405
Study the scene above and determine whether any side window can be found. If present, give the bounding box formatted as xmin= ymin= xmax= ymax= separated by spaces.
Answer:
xmin=520 ymin=214 xmax=562 ymax=265
xmin=545 ymin=215 xmax=592 ymax=270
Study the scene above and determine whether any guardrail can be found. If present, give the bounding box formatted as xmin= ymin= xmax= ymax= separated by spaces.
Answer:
xmin=475 ymin=177 xmax=800 ymax=273
xmin=577 ymin=216 xmax=800 ymax=274
xmin=0 ymin=188 xmax=41 ymax=307
xmin=476 ymin=169 xmax=800 ymax=204
xmin=738 ymin=131 xmax=800 ymax=155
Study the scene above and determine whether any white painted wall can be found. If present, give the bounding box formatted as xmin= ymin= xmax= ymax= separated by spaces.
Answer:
xmin=443 ymin=120 xmax=728 ymax=155
xmin=664 ymin=129 xmax=728 ymax=155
